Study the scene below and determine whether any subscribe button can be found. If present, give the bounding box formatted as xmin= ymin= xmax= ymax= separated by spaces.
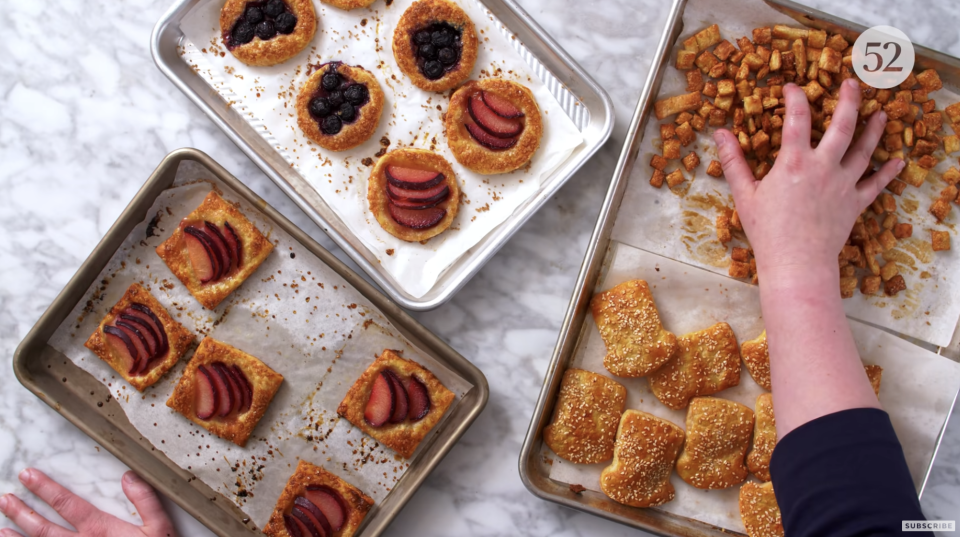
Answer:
xmin=903 ymin=521 xmax=956 ymax=532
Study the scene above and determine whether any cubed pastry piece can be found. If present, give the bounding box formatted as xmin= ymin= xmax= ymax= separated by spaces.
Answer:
xmin=220 ymin=0 xmax=317 ymax=67
xmin=739 ymin=481 xmax=784 ymax=537
xmin=156 ymin=191 xmax=274 ymax=310
xmin=747 ymin=393 xmax=776 ymax=482
xmin=590 ymin=280 xmax=678 ymax=378
xmin=544 ymin=369 xmax=627 ymax=464
xmin=865 ymin=364 xmax=883 ymax=397
xmin=263 ymin=460 xmax=374 ymax=537
xmin=676 ymin=397 xmax=754 ymax=489
xmin=84 ymin=283 xmax=195 ymax=392
xmin=338 ymin=349 xmax=455 ymax=459
xmin=649 ymin=322 xmax=740 ymax=409
xmin=166 ymin=338 xmax=283 ymax=447
xmin=600 ymin=410 xmax=685 ymax=507
xmin=741 ymin=330 xmax=771 ymax=391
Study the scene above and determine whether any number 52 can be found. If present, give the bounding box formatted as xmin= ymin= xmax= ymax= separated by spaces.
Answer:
xmin=863 ymin=42 xmax=903 ymax=72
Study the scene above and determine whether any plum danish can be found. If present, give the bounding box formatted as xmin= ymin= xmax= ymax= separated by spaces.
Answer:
xmin=220 ymin=0 xmax=317 ymax=66
xmin=367 ymin=148 xmax=460 ymax=241
xmin=296 ymin=62 xmax=385 ymax=152
xmin=445 ymin=78 xmax=543 ymax=174
xmin=392 ymin=0 xmax=478 ymax=92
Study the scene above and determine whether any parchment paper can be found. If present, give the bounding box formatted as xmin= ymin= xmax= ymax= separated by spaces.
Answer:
xmin=547 ymin=241 xmax=960 ymax=533
xmin=47 ymin=161 xmax=474 ymax=529
xmin=178 ymin=0 xmax=584 ymax=298
xmin=610 ymin=0 xmax=960 ymax=347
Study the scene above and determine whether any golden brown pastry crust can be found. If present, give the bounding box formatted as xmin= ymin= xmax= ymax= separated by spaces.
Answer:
xmin=649 ymin=322 xmax=740 ymax=409
xmin=543 ymin=368 xmax=627 ymax=464
xmin=600 ymin=410 xmax=684 ymax=508
xmin=166 ymin=338 xmax=283 ymax=447
xmin=747 ymin=392 xmax=776 ymax=482
xmin=865 ymin=364 xmax=883 ymax=397
xmin=220 ymin=0 xmax=317 ymax=66
xmin=295 ymin=63 xmax=385 ymax=152
xmin=337 ymin=349 xmax=455 ymax=459
xmin=392 ymin=0 xmax=478 ymax=92
xmin=590 ymin=280 xmax=678 ymax=378
xmin=367 ymin=148 xmax=460 ymax=242
xmin=320 ymin=0 xmax=375 ymax=10
xmin=741 ymin=330 xmax=771 ymax=391
xmin=676 ymin=397 xmax=754 ymax=489
xmin=84 ymin=284 xmax=195 ymax=392
xmin=739 ymin=481 xmax=784 ymax=537
xmin=155 ymin=191 xmax=274 ymax=310
xmin=445 ymin=79 xmax=543 ymax=175
xmin=262 ymin=460 xmax=374 ymax=537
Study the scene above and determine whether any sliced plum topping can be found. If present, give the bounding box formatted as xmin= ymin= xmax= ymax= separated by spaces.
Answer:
xmin=412 ymin=22 xmax=462 ymax=80
xmin=388 ymin=196 xmax=446 ymax=210
xmin=255 ymin=20 xmax=277 ymax=40
xmin=344 ymin=84 xmax=368 ymax=105
xmin=464 ymin=118 xmax=518 ymax=150
xmin=406 ymin=375 xmax=431 ymax=421
xmin=204 ymin=222 xmax=233 ymax=276
xmin=119 ymin=313 xmax=158 ymax=358
xmin=387 ymin=183 xmax=450 ymax=205
xmin=129 ymin=304 xmax=168 ymax=356
xmin=227 ymin=0 xmax=296 ymax=48
xmin=291 ymin=506 xmax=324 ymax=537
xmin=214 ymin=363 xmax=243 ymax=415
xmin=231 ymin=365 xmax=254 ymax=413
xmin=115 ymin=321 xmax=151 ymax=371
xmin=184 ymin=227 xmax=220 ymax=283
xmin=276 ymin=12 xmax=297 ymax=34
xmin=222 ymin=222 xmax=243 ymax=269
xmin=364 ymin=371 xmax=395 ymax=427
xmin=482 ymin=91 xmax=524 ymax=119
xmin=384 ymin=370 xmax=409 ymax=423
xmin=469 ymin=93 xmax=522 ymax=138
xmin=284 ymin=514 xmax=306 ymax=537
xmin=104 ymin=325 xmax=138 ymax=374
xmin=388 ymin=204 xmax=447 ymax=229
xmin=386 ymin=166 xmax=444 ymax=190
xmin=196 ymin=365 xmax=219 ymax=420
xmin=295 ymin=497 xmax=333 ymax=536
xmin=304 ymin=486 xmax=346 ymax=532
xmin=209 ymin=362 xmax=234 ymax=417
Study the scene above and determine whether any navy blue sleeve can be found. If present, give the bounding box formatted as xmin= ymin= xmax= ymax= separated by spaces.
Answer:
xmin=769 ymin=407 xmax=932 ymax=536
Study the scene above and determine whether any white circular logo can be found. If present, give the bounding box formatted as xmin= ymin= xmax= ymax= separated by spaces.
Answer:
xmin=852 ymin=26 xmax=915 ymax=89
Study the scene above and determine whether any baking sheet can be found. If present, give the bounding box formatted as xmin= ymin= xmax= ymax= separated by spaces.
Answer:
xmin=47 ymin=160 xmax=474 ymax=530
xmin=177 ymin=0 xmax=584 ymax=298
xmin=546 ymin=241 xmax=960 ymax=533
xmin=609 ymin=0 xmax=960 ymax=347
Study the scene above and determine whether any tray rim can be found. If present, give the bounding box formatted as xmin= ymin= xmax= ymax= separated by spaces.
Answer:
xmin=13 ymin=147 xmax=489 ymax=537
xmin=518 ymin=0 xmax=960 ymax=534
xmin=150 ymin=0 xmax=615 ymax=311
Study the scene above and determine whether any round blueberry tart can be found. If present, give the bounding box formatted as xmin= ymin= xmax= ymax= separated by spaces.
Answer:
xmin=392 ymin=0 xmax=478 ymax=92
xmin=445 ymin=78 xmax=543 ymax=174
xmin=220 ymin=0 xmax=317 ymax=66
xmin=296 ymin=62 xmax=385 ymax=152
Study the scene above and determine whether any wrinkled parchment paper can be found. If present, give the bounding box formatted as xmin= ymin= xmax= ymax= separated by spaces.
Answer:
xmin=48 ymin=161 xmax=473 ymax=529
xmin=178 ymin=0 xmax=584 ymax=298
xmin=610 ymin=0 xmax=960 ymax=347
xmin=547 ymin=241 xmax=960 ymax=533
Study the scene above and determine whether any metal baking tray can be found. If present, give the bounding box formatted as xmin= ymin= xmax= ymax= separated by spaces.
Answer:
xmin=13 ymin=148 xmax=489 ymax=537
xmin=518 ymin=1 xmax=960 ymax=535
xmin=151 ymin=0 xmax=614 ymax=311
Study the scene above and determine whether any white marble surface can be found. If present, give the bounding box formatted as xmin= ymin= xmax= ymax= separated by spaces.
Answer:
xmin=1 ymin=0 xmax=958 ymax=536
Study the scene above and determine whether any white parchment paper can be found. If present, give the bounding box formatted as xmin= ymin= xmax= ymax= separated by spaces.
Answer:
xmin=609 ymin=0 xmax=960 ymax=347
xmin=177 ymin=0 xmax=584 ymax=298
xmin=547 ymin=241 xmax=960 ymax=533
xmin=47 ymin=161 xmax=473 ymax=529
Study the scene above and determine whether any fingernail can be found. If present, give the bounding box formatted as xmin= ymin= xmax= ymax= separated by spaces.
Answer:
xmin=18 ymin=469 xmax=33 ymax=485
xmin=123 ymin=472 xmax=138 ymax=485
xmin=897 ymin=159 xmax=906 ymax=172
xmin=713 ymin=131 xmax=726 ymax=147
xmin=0 ymin=494 xmax=9 ymax=512
xmin=844 ymin=78 xmax=859 ymax=90
xmin=879 ymin=111 xmax=887 ymax=123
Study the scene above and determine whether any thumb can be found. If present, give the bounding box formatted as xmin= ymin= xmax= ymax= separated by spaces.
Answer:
xmin=121 ymin=472 xmax=174 ymax=534
xmin=713 ymin=129 xmax=757 ymax=202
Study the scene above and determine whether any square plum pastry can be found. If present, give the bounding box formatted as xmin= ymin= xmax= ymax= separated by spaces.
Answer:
xmin=156 ymin=190 xmax=274 ymax=310
xmin=166 ymin=338 xmax=283 ymax=447
xmin=84 ymin=283 xmax=195 ymax=392
xmin=337 ymin=349 xmax=455 ymax=459
xmin=263 ymin=460 xmax=374 ymax=537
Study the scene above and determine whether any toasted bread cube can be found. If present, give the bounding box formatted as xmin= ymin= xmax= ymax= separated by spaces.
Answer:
xmin=660 ymin=123 xmax=677 ymax=141
xmin=717 ymin=79 xmax=736 ymax=97
xmin=840 ymin=264 xmax=855 ymax=277
xmin=880 ymin=262 xmax=899 ymax=282
xmin=884 ymin=100 xmax=910 ymax=120
xmin=676 ymin=111 xmax=694 ymax=125
xmin=878 ymin=229 xmax=897 ymax=251
xmin=703 ymin=81 xmax=719 ymax=98
xmin=677 ymin=49 xmax=698 ymax=70
xmin=885 ymin=274 xmax=907 ymax=296
xmin=769 ymin=49 xmax=782 ymax=72
xmin=709 ymin=109 xmax=727 ymax=127
xmin=754 ymin=161 xmax=772 ymax=181
xmin=884 ymin=132 xmax=904 ymax=152
xmin=691 ymin=114 xmax=706 ymax=132
xmin=806 ymin=47 xmax=822 ymax=63
xmin=861 ymin=275 xmax=881 ymax=295
xmin=923 ymin=112 xmax=943 ymax=133
xmin=772 ymin=25 xmax=808 ymax=41
xmin=866 ymin=252 xmax=881 ymax=277
xmin=807 ymin=28 xmax=827 ymax=49
xmin=900 ymin=160 xmax=929 ymax=187
xmin=803 ymin=80 xmax=825 ymax=102
xmin=882 ymin=213 xmax=897 ymax=230
xmin=752 ymin=27 xmax=772 ymax=45
xmin=736 ymin=62 xmax=751 ymax=82
xmin=792 ymin=39 xmax=807 ymax=75
xmin=912 ymin=89 xmax=930 ymax=103
xmin=826 ymin=33 xmax=848 ymax=51
xmin=893 ymin=223 xmax=913 ymax=239
xmin=886 ymin=120 xmax=905 ymax=134
xmin=879 ymin=193 xmax=896 ymax=213
xmin=932 ymin=229 xmax=951 ymax=251
xmin=876 ymin=89 xmax=892 ymax=104
xmin=650 ymin=169 xmax=666 ymax=188
xmin=744 ymin=95 xmax=763 ymax=116
xmin=945 ymin=135 xmax=960 ymax=155
xmin=818 ymin=70 xmax=833 ymax=88
xmin=695 ymin=24 xmax=722 ymax=51
xmin=682 ymin=152 xmax=701 ymax=172
xmin=738 ymin=131 xmax=752 ymax=152
xmin=675 ymin=122 xmax=696 ymax=147
xmin=715 ymin=39 xmax=737 ymax=61
xmin=697 ymin=51 xmax=720 ymax=74
xmin=819 ymin=46 xmax=842 ymax=74
xmin=743 ymin=52 xmax=765 ymax=71
xmin=922 ymin=100 xmax=937 ymax=114
xmin=867 ymin=216 xmax=882 ymax=235
xmin=655 ymin=92 xmax=702 ymax=120
xmin=666 ymin=169 xmax=685 ymax=188
xmin=944 ymin=167 xmax=960 ymax=185
xmin=895 ymin=90 xmax=913 ymax=104
xmin=732 ymin=247 xmax=750 ymax=263
xmin=729 ymin=260 xmax=751 ymax=279
xmin=752 ymin=130 xmax=771 ymax=158
xmin=650 ymin=154 xmax=668 ymax=170
xmin=905 ymin=104 xmax=920 ymax=124
xmin=912 ymin=139 xmax=937 ymax=156
xmin=840 ymin=276 xmax=859 ymax=298
xmin=917 ymin=69 xmax=943 ymax=91
xmin=716 ymin=212 xmax=732 ymax=244
xmin=715 ymin=95 xmax=734 ymax=112
xmin=945 ymin=102 xmax=960 ymax=124
xmin=736 ymin=36 xmax=755 ymax=53
xmin=873 ymin=146 xmax=890 ymax=162
xmin=663 ymin=139 xmax=681 ymax=159
xmin=706 ymin=160 xmax=724 ymax=178
xmin=915 ymin=119 xmax=928 ymax=140
xmin=918 ymin=155 xmax=938 ymax=169
xmin=900 ymin=72 xmax=918 ymax=89
xmin=686 ymin=70 xmax=706 ymax=92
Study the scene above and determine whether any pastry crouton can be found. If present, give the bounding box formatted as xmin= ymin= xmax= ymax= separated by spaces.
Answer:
xmin=682 ymin=151 xmax=701 ymax=172
xmin=739 ymin=481 xmax=784 ymax=537
xmin=655 ymin=92 xmax=702 ymax=120
xmin=865 ymin=364 xmax=883 ymax=397
xmin=544 ymin=369 xmax=627 ymax=464
xmin=747 ymin=393 xmax=776 ymax=482
xmin=600 ymin=410 xmax=685 ymax=507
xmin=741 ymin=330 xmax=771 ymax=391
xmin=706 ymin=160 xmax=724 ymax=177
xmin=676 ymin=397 xmax=754 ymax=489
xmin=932 ymin=229 xmax=951 ymax=251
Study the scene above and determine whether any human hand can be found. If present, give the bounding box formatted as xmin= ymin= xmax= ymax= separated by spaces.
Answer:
xmin=0 ymin=468 xmax=178 ymax=537
xmin=714 ymin=77 xmax=904 ymax=284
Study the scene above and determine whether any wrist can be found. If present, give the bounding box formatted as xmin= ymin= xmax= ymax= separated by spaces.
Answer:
xmin=757 ymin=262 xmax=839 ymax=296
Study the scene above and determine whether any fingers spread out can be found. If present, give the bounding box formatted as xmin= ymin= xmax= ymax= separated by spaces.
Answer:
xmin=121 ymin=472 xmax=173 ymax=533
xmin=842 ymin=110 xmax=888 ymax=174
xmin=0 ymin=494 xmax=73 ymax=537
xmin=781 ymin=83 xmax=812 ymax=151
xmin=713 ymin=129 xmax=757 ymax=202
xmin=819 ymin=78 xmax=862 ymax=162
xmin=18 ymin=468 xmax=96 ymax=531
xmin=857 ymin=158 xmax=904 ymax=211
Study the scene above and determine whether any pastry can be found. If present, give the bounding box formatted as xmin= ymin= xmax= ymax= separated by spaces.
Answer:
xmin=445 ymin=78 xmax=543 ymax=174
xmin=296 ymin=61 xmax=385 ymax=152
xmin=84 ymin=283 xmax=195 ymax=392
xmin=263 ymin=460 xmax=373 ymax=537
xmin=747 ymin=393 xmax=776 ymax=482
xmin=590 ymin=279 xmax=678 ymax=378
xmin=599 ymin=410 xmax=684 ymax=508
xmin=156 ymin=190 xmax=274 ymax=310
xmin=367 ymin=148 xmax=460 ymax=241
xmin=649 ymin=322 xmax=740 ymax=409
xmin=221 ymin=0 xmax=317 ymax=66
xmin=166 ymin=338 xmax=283 ymax=447
xmin=392 ymin=0 xmax=478 ymax=92
xmin=320 ymin=0 xmax=375 ymax=10
xmin=543 ymin=368 xmax=627 ymax=464
xmin=337 ymin=349 xmax=455 ymax=459
xmin=741 ymin=330 xmax=771 ymax=390
xmin=675 ymin=397 xmax=754 ymax=489
xmin=739 ymin=481 xmax=784 ymax=537
xmin=865 ymin=364 xmax=883 ymax=396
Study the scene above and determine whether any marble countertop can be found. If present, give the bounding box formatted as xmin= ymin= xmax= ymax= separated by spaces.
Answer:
xmin=2 ymin=0 xmax=959 ymax=535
